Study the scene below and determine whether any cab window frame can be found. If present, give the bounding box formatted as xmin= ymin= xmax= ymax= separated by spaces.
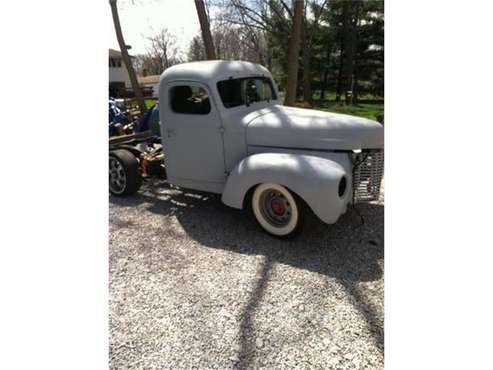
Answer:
xmin=216 ymin=77 xmax=277 ymax=109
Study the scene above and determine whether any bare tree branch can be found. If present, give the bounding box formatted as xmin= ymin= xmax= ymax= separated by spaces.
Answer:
xmin=279 ymin=0 xmax=293 ymax=18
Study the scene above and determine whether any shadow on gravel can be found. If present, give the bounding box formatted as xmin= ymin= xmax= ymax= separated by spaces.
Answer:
xmin=234 ymin=256 xmax=274 ymax=369
xmin=110 ymin=183 xmax=384 ymax=365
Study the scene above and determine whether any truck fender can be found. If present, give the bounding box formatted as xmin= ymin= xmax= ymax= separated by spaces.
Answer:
xmin=221 ymin=152 xmax=351 ymax=224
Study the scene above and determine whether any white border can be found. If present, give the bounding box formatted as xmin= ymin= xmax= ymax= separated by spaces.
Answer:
xmin=0 ymin=1 xmax=108 ymax=368
xmin=1 ymin=1 xmax=493 ymax=369
xmin=386 ymin=1 xmax=493 ymax=369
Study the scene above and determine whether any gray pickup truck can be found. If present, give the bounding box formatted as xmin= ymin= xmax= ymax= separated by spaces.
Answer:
xmin=109 ymin=60 xmax=384 ymax=237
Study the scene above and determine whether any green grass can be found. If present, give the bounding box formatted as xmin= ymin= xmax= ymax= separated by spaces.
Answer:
xmin=311 ymin=91 xmax=383 ymax=102
xmin=277 ymin=91 xmax=384 ymax=121
xmin=314 ymin=103 xmax=384 ymax=121
xmin=294 ymin=99 xmax=384 ymax=121
xmin=145 ymin=98 xmax=158 ymax=109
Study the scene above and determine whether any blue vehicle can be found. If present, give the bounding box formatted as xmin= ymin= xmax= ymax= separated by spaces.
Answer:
xmin=133 ymin=102 xmax=160 ymax=137
xmin=109 ymin=97 xmax=128 ymax=136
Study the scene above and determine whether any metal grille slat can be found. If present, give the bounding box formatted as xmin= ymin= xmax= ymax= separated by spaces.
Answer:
xmin=353 ymin=150 xmax=384 ymax=203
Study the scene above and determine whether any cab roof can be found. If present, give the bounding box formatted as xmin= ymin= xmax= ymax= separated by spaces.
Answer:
xmin=159 ymin=60 xmax=272 ymax=85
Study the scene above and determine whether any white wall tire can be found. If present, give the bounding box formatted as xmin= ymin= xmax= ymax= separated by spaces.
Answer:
xmin=251 ymin=183 xmax=302 ymax=238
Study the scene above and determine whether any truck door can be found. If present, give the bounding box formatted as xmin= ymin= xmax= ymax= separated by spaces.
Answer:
xmin=161 ymin=81 xmax=226 ymax=192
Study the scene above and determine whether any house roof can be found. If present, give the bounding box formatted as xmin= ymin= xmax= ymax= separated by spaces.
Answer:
xmin=160 ymin=60 xmax=272 ymax=85
xmin=109 ymin=48 xmax=134 ymax=58
xmin=138 ymin=75 xmax=161 ymax=85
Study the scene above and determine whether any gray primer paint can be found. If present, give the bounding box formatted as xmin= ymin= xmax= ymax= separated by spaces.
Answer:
xmin=245 ymin=104 xmax=383 ymax=150
xmin=221 ymin=151 xmax=352 ymax=224
xmin=158 ymin=60 xmax=383 ymax=224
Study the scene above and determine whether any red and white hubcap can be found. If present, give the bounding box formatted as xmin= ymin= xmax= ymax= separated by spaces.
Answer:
xmin=270 ymin=199 xmax=286 ymax=216
xmin=252 ymin=183 xmax=299 ymax=236
xmin=259 ymin=189 xmax=292 ymax=227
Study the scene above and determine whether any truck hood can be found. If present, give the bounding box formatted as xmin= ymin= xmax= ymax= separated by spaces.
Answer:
xmin=245 ymin=104 xmax=383 ymax=150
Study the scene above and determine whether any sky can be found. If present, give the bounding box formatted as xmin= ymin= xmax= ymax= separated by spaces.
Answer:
xmin=109 ymin=0 xmax=202 ymax=58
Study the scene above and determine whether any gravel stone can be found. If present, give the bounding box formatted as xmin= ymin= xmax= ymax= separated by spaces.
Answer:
xmin=109 ymin=182 xmax=384 ymax=369
xmin=255 ymin=338 xmax=264 ymax=349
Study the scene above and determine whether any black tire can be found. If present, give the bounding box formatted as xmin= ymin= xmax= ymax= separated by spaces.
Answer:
xmin=250 ymin=183 xmax=306 ymax=238
xmin=109 ymin=149 xmax=142 ymax=196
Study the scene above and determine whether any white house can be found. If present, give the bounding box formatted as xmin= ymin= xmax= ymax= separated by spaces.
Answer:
xmin=109 ymin=48 xmax=132 ymax=96
xmin=138 ymin=75 xmax=161 ymax=97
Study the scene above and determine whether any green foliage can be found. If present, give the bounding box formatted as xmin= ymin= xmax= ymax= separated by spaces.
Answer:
xmin=314 ymin=0 xmax=384 ymax=100
xmin=316 ymin=103 xmax=384 ymax=121
xmin=188 ymin=0 xmax=383 ymax=104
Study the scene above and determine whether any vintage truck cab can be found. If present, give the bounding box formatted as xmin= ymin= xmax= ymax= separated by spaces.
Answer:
xmin=155 ymin=60 xmax=384 ymax=237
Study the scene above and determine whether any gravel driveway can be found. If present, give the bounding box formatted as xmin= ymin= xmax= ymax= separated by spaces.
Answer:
xmin=109 ymin=181 xmax=384 ymax=369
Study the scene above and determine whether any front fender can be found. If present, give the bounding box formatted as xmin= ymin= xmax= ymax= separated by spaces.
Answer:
xmin=221 ymin=152 xmax=352 ymax=224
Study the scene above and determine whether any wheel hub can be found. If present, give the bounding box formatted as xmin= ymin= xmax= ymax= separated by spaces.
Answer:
xmin=259 ymin=190 xmax=292 ymax=227
xmin=270 ymin=199 xmax=286 ymax=215
xmin=109 ymin=157 xmax=126 ymax=194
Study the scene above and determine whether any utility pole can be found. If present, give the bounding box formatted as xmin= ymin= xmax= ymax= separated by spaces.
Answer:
xmin=109 ymin=0 xmax=146 ymax=114
xmin=195 ymin=0 xmax=216 ymax=60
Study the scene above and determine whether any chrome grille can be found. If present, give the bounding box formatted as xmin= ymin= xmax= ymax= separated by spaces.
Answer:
xmin=353 ymin=150 xmax=384 ymax=202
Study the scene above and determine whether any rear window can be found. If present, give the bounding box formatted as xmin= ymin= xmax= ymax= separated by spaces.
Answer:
xmin=217 ymin=77 xmax=276 ymax=108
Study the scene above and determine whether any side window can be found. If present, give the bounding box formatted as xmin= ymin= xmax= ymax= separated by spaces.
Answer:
xmin=170 ymin=85 xmax=211 ymax=114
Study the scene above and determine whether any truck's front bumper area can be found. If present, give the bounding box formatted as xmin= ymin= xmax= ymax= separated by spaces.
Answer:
xmin=352 ymin=149 xmax=384 ymax=203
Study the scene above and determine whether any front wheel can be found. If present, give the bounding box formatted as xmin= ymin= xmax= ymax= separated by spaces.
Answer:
xmin=251 ymin=183 xmax=303 ymax=238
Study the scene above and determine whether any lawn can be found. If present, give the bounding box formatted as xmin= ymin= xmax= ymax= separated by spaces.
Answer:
xmin=280 ymin=91 xmax=384 ymax=121
xmin=145 ymin=98 xmax=158 ymax=109
xmin=314 ymin=102 xmax=384 ymax=121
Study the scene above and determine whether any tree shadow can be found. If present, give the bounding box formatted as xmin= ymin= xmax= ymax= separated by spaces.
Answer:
xmin=110 ymin=183 xmax=384 ymax=365
xmin=232 ymin=256 xmax=274 ymax=369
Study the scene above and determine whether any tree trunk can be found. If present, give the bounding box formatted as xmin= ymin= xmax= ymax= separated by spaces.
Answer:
xmin=109 ymin=0 xmax=146 ymax=114
xmin=335 ymin=32 xmax=344 ymax=103
xmin=301 ymin=21 xmax=312 ymax=105
xmin=319 ymin=45 xmax=331 ymax=102
xmin=320 ymin=67 xmax=329 ymax=102
xmin=335 ymin=55 xmax=343 ymax=103
xmin=195 ymin=0 xmax=216 ymax=60
xmin=342 ymin=1 xmax=357 ymax=105
xmin=284 ymin=0 xmax=304 ymax=107
xmin=352 ymin=70 xmax=359 ymax=105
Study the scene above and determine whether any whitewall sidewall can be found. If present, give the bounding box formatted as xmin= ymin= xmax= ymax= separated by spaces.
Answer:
xmin=252 ymin=183 xmax=299 ymax=236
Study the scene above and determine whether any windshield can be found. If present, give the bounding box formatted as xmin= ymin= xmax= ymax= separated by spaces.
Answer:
xmin=217 ymin=77 xmax=277 ymax=108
